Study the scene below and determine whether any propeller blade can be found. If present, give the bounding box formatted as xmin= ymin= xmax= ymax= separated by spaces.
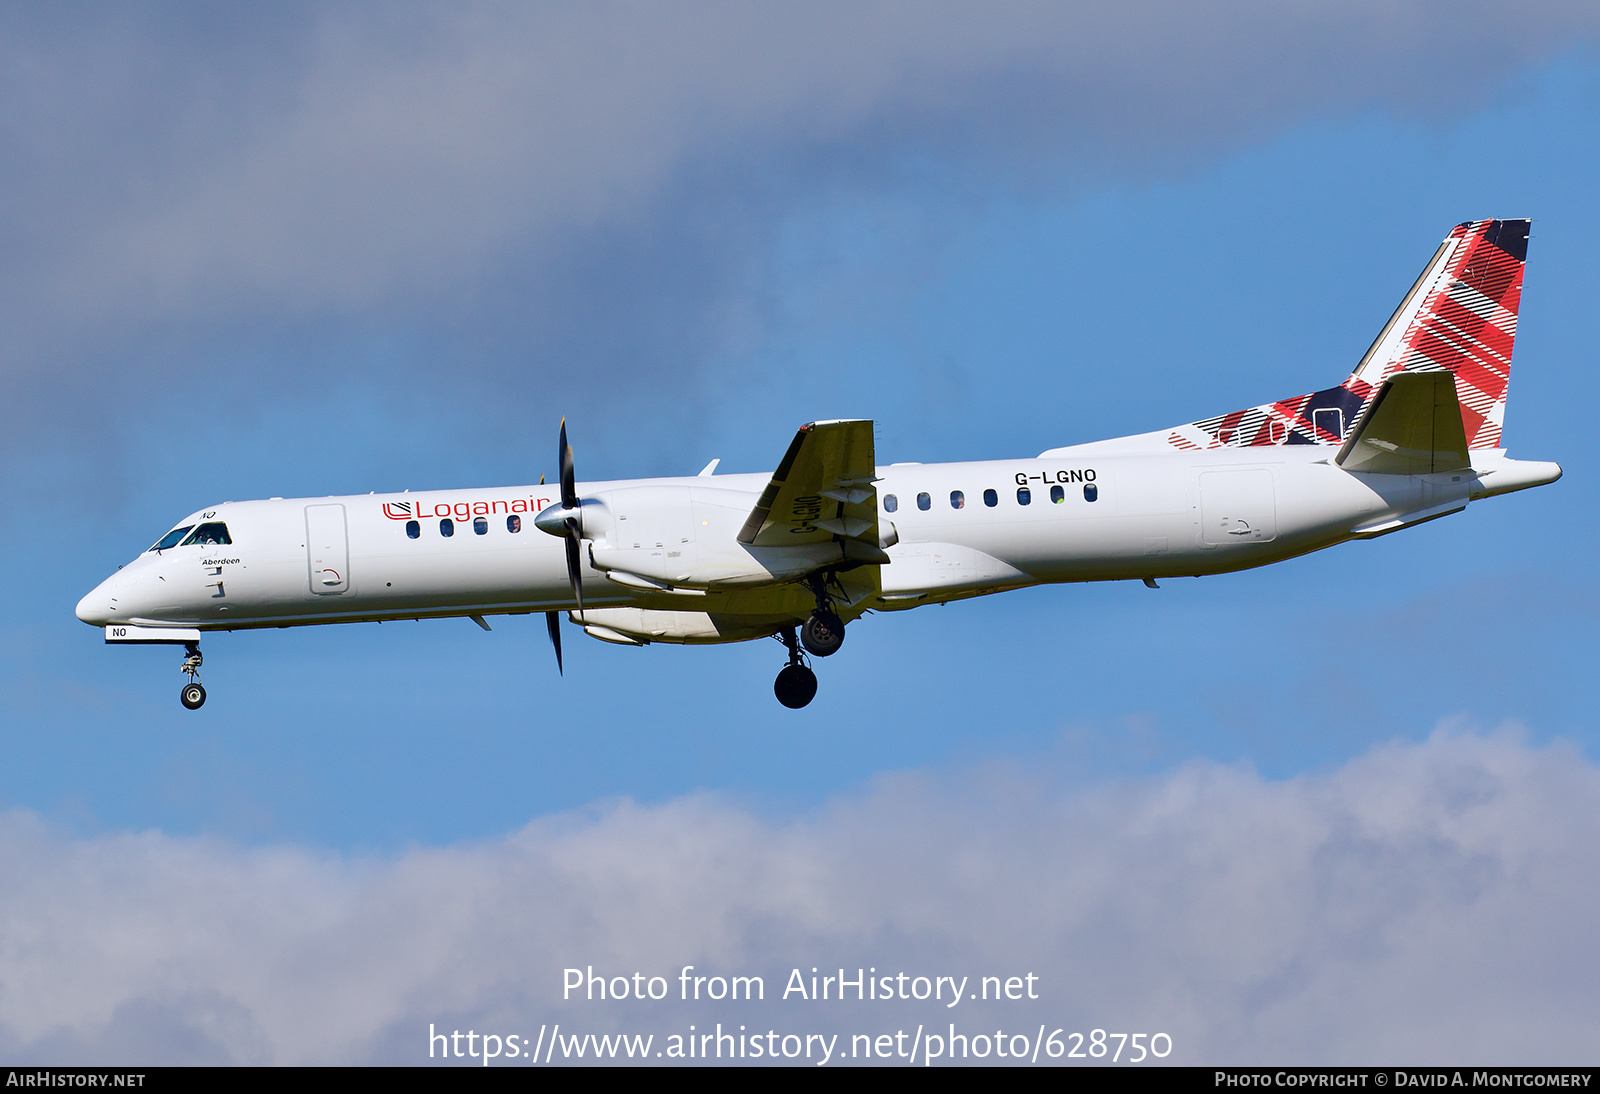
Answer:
xmin=546 ymin=421 xmax=579 ymax=677
xmin=564 ymin=517 xmax=584 ymax=614
xmin=545 ymin=610 xmax=563 ymax=675
xmin=559 ymin=418 xmax=578 ymax=510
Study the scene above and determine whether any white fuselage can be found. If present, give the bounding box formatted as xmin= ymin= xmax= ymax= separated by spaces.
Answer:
xmin=74 ymin=444 xmax=1555 ymax=644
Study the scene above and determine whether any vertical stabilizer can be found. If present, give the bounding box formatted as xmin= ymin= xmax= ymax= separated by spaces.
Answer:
xmin=1165 ymin=220 xmax=1528 ymax=452
xmin=1349 ymin=218 xmax=1526 ymax=449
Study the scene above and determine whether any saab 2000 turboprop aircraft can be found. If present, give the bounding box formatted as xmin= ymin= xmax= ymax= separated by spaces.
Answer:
xmin=77 ymin=219 xmax=1561 ymax=709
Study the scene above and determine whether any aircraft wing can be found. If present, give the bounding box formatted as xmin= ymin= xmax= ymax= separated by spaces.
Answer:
xmin=738 ymin=419 xmax=881 ymax=550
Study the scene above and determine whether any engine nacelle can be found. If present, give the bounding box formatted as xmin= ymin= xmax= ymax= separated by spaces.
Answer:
xmin=585 ymin=485 xmax=841 ymax=589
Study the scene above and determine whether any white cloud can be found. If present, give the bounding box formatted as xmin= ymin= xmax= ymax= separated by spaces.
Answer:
xmin=0 ymin=727 xmax=1595 ymax=1064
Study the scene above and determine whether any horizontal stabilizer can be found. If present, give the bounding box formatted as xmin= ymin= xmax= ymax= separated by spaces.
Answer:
xmin=1336 ymin=372 xmax=1469 ymax=475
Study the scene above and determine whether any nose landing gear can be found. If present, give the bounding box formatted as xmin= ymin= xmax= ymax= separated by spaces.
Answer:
xmin=179 ymin=642 xmax=206 ymax=710
xmin=774 ymin=626 xmax=818 ymax=709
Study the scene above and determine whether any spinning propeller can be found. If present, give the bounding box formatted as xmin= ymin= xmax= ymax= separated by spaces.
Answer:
xmin=535 ymin=418 xmax=587 ymax=674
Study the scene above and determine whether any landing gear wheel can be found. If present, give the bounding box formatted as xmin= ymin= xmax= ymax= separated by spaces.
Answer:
xmin=178 ymin=641 xmax=205 ymax=709
xmin=800 ymin=611 xmax=844 ymax=657
xmin=774 ymin=664 xmax=818 ymax=709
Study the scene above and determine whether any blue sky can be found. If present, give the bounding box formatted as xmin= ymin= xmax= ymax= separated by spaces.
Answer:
xmin=11 ymin=55 xmax=1593 ymax=847
xmin=1 ymin=6 xmax=1598 ymax=1064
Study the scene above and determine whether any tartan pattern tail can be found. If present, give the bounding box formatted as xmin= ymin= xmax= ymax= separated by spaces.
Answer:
xmin=1165 ymin=220 xmax=1528 ymax=452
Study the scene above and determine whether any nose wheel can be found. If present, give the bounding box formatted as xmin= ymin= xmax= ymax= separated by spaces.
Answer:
xmin=774 ymin=626 xmax=818 ymax=708
xmin=179 ymin=642 xmax=206 ymax=710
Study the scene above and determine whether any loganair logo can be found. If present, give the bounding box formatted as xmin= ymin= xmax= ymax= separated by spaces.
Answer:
xmin=382 ymin=496 xmax=553 ymax=521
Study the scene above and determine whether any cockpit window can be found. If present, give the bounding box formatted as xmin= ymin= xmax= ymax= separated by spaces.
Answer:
xmin=180 ymin=522 xmax=232 ymax=547
xmin=149 ymin=526 xmax=194 ymax=552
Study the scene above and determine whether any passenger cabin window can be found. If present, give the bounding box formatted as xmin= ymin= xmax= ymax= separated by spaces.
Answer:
xmin=983 ymin=489 xmax=998 ymax=508
xmin=507 ymin=515 xmax=522 ymax=533
xmin=917 ymin=492 xmax=931 ymax=511
xmin=950 ymin=490 xmax=965 ymax=509
xmin=1016 ymin=487 xmax=1031 ymax=506
xmin=149 ymin=526 xmax=194 ymax=552
xmin=884 ymin=494 xmax=899 ymax=513
xmin=473 ymin=517 xmax=489 ymax=535
xmin=1050 ymin=485 xmax=1065 ymax=504
xmin=180 ymin=522 xmax=232 ymax=546
xmin=440 ymin=518 xmax=455 ymax=537
xmin=406 ymin=520 xmax=420 ymax=539
xmin=1084 ymin=483 xmax=1099 ymax=502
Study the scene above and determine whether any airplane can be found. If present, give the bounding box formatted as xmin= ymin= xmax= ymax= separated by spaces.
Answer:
xmin=76 ymin=219 xmax=1561 ymax=710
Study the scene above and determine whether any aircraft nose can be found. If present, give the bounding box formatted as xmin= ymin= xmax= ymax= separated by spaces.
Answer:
xmin=76 ymin=574 xmax=120 ymax=626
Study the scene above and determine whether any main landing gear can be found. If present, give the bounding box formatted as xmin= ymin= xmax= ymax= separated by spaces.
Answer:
xmin=774 ymin=576 xmax=850 ymax=708
xmin=179 ymin=642 xmax=206 ymax=710
xmin=800 ymin=610 xmax=844 ymax=657
xmin=774 ymin=626 xmax=818 ymax=709
xmin=799 ymin=573 xmax=846 ymax=658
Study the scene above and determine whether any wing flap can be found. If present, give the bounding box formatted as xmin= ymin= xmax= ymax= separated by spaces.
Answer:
xmin=819 ymin=484 xmax=875 ymax=505
xmin=814 ymin=516 xmax=874 ymax=537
